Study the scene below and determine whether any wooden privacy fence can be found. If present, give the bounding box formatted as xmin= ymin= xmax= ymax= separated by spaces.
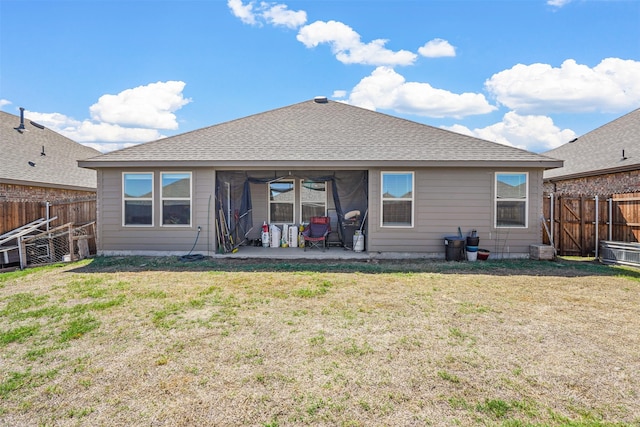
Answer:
xmin=0 ymin=198 xmax=96 ymax=236
xmin=542 ymin=193 xmax=640 ymax=257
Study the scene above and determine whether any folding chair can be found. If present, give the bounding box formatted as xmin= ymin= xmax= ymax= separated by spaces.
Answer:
xmin=302 ymin=216 xmax=331 ymax=251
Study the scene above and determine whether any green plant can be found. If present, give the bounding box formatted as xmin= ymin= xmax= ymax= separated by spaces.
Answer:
xmin=0 ymin=370 xmax=31 ymax=398
xmin=0 ymin=324 xmax=40 ymax=345
xmin=437 ymin=370 xmax=460 ymax=383
xmin=59 ymin=316 xmax=100 ymax=342
xmin=476 ymin=398 xmax=511 ymax=418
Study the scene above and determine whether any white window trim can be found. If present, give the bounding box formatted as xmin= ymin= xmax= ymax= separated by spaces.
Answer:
xmin=300 ymin=179 xmax=328 ymax=222
xmin=122 ymin=172 xmax=154 ymax=227
xmin=161 ymin=171 xmax=192 ymax=227
xmin=380 ymin=171 xmax=414 ymax=228
xmin=494 ymin=172 xmax=529 ymax=229
xmin=268 ymin=179 xmax=295 ymax=224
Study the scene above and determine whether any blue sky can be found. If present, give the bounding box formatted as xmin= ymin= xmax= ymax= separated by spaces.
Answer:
xmin=1 ymin=0 xmax=638 ymax=154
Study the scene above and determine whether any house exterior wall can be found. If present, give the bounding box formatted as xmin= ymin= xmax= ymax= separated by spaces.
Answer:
xmin=97 ymin=167 xmax=545 ymax=258
xmin=97 ymin=168 xmax=214 ymax=255
xmin=367 ymin=167 xmax=544 ymax=258
xmin=543 ymin=169 xmax=640 ymax=197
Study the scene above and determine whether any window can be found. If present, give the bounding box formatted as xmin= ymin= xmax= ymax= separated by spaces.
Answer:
xmin=381 ymin=172 xmax=414 ymax=227
xmin=269 ymin=180 xmax=294 ymax=223
xmin=123 ymin=173 xmax=153 ymax=226
xmin=300 ymin=180 xmax=327 ymax=223
xmin=161 ymin=172 xmax=191 ymax=226
xmin=495 ymin=172 xmax=528 ymax=228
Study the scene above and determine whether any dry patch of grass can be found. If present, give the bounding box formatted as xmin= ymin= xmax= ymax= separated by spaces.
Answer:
xmin=0 ymin=257 xmax=639 ymax=426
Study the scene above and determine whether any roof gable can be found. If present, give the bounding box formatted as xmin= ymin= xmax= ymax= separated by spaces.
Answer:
xmin=80 ymin=99 xmax=561 ymax=169
xmin=0 ymin=110 xmax=100 ymax=190
xmin=543 ymin=108 xmax=640 ymax=180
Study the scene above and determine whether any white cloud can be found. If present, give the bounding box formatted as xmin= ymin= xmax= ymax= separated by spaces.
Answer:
xmin=332 ymin=90 xmax=347 ymax=99
xmin=261 ymin=2 xmax=306 ymax=29
xmin=82 ymin=142 xmax=139 ymax=154
xmin=547 ymin=0 xmax=572 ymax=7
xmin=228 ymin=2 xmax=413 ymax=66
xmin=444 ymin=111 xmax=577 ymax=153
xmin=348 ymin=66 xmax=496 ymax=118
xmin=297 ymin=21 xmax=417 ymax=66
xmin=0 ymin=99 xmax=11 ymax=109
xmin=228 ymin=0 xmax=306 ymax=29
xmin=22 ymin=111 xmax=79 ymax=131
xmin=24 ymin=110 xmax=165 ymax=144
xmin=89 ymin=81 xmax=191 ymax=130
xmin=228 ymin=0 xmax=257 ymax=25
xmin=63 ymin=121 xmax=165 ymax=143
xmin=485 ymin=58 xmax=640 ymax=113
xmin=20 ymin=80 xmax=190 ymax=152
xmin=418 ymin=38 xmax=456 ymax=58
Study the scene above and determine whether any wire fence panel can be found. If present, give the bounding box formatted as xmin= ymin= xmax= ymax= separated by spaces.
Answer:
xmin=20 ymin=222 xmax=96 ymax=268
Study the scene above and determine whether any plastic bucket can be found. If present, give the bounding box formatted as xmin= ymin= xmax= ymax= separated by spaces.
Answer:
xmin=353 ymin=231 xmax=365 ymax=252
xmin=477 ymin=249 xmax=490 ymax=260
xmin=466 ymin=245 xmax=478 ymax=252
xmin=467 ymin=236 xmax=480 ymax=247
xmin=467 ymin=250 xmax=478 ymax=262
xmin=444 ymin=236 xmax=465 ymax=261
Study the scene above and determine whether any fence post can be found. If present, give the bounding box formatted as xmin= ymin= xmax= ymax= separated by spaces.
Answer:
xmin=549 ymin=193 xmax=554 ymax=247
xmin=608 ymin=198 xmax=612 ymax=241
xmin=580 ymin=196 xmax=586 ymax=256
xmin=18 ymin=236 xmax=26 ymax=270
xmin=68 ymin=223 xmax=75 ymax=261
xmin=46 ymin=201 xmax=51 ymax=231
xmin=594 ymin=195 xmax=599 ymax=258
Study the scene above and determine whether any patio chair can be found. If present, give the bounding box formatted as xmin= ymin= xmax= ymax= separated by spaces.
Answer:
xmin=302 ymin=216 xmax=331 ymax=251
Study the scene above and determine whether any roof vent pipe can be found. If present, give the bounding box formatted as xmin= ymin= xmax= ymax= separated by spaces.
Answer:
xmin=314 ymin=96 xmax=328 ymax=103
xmin=15 ymin=107 xmax=26 ymax=132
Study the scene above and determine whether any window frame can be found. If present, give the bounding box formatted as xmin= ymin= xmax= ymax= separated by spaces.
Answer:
xmin=160 ymin=171 xmax=192 ymax=227
xmin=494 ymin=172 xmax=529 ymax=229
xmin=122 ymin=172 xmax=154 ymax=227
xmin=380 ymin=171 xmax=414 ymax=228
xmin=268 ymin=179 xmax=295 ymax=224
xmin=300 ymin=179 xmax=327 ymax=223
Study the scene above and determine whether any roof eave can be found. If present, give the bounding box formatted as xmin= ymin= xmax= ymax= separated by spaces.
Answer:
xmin=0 ymin=178 xmax=97 ymax=192
xmin=544 ymin=162 xmax=640 ymax=182
xmin=79 ymin=159 xmax=563 ymax=169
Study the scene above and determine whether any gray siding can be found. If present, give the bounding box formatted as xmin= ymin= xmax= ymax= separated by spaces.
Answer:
xmin=98 ymin=168 xmax=214 ymax=254
xmin=367 ymin=167 xmax=543 ymax=258
xmin=97 ymin=167 xmax=544 ymax=257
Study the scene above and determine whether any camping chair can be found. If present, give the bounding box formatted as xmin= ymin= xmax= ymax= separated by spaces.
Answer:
xmin=302 ymin=216 xmax=331 ymax=251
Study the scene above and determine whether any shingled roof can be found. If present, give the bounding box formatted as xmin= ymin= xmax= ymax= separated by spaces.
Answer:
xmin=80 ymin=98 xmax=561 ymax=169
xmin=544 ymin=108 xmax=640 ymax=180
xmin=1 ymin=110 xmax=100 ymax=190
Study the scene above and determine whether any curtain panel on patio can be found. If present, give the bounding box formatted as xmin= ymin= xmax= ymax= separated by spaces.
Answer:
xmin=216 ymin=171 xmax=368 ymax=246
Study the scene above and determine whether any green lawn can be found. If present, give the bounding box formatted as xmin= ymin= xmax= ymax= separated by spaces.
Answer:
xmin=0 ymin=257 xmax=638 ymax=426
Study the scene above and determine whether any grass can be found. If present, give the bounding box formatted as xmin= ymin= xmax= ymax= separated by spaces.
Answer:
xmin=0 ymin=256 xmax=639 ymax=426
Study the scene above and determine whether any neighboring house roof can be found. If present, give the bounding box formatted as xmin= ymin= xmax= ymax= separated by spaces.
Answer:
xmin=543 ymin=108 xmax=640 ymax=181
xmin=1 ymin=110 xmax=100 ymax=191
xmin=80 ymin=98 xmax=562 ymax=169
